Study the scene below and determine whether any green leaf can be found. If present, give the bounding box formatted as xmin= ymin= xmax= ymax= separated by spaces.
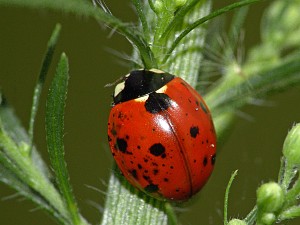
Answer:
xmin=158 ymin=0 xmax=201 ymax=42
xmin=0 ymin=115 xmax=68 ymax=223
xmin=0 ymin=97 xmax=49 ymax=176
xmin=131 ymin=0 xmax=150 ymax=41
xmin=0 ymin=163 xmax=65 ymax=224
xmin=101 ymin=170 xmax=170 ymax=225
xmin=163 ymin=0 xmax=261 ymax=63
xmin=46 ymin=53 xmax=86 ymax=225
xmin=28 ymin=23 xmax=61 ymax=153
xmin=279 ymin=205 xmax=300 ymax=220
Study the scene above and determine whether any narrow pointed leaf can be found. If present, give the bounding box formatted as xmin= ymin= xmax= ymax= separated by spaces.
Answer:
xmin=46 ymin=53 xmax=84 ymax=225
xmin=28 ymin=23 xmax=61 ymax=152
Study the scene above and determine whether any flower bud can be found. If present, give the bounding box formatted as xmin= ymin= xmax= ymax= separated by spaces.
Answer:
xmin=257 ymin=182 xmax=284 ymax=213
xmin=153 ymin=0 xmax=163 ymax=14
xmin=175 ymin=0 xmax=187 ymax=8
xmin=283 ymin=124 xmax=300 ymax=166
xmin=260 ymin=212 xmax=276 ymax=225
xmin=227 ymin=219 xmax=247 ymax=225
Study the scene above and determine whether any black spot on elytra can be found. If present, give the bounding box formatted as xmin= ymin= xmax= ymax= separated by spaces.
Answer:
xmin=118 ymin=111 xmax=125 ymax=119
xmin=137 ymin=145 xmax=141 ymax=150
xmin=152 ymin=162 xmax=158 ymax=167
xmin=153 ymin=169 xmax=159 ymax=175
xmin=129 ymin=169 xmax=138 ymax=179
xmin=108 ymin=135 xmax=112 ymax=142
xmin=116 ymin=138 xmax=127 ymax=153
xmin=144 ymin=92 xmax=171 ymax=114
xmin=164 ymin=178 xmax=169 ymax=182
xmin=115 ymin=138 xmax=132 ymax=154
xmin=143 ymin=175 xmax=151 ymax=182
xmin=211 ymin=154 xmax=216 ymax=165
xmin=138 ymin=164 xmax=142 ymax=169
xmin=200 ymin=102 xmax=208 ymax=114
xmin=149 ymin=143 xmax=166 ymax=157
xmin=144 ymin=184 xmax=159 ymax=193
xmin=190 ymin=126 xmax=199 ymax=138
xmin=203 ymin=156 xmax=208 ymax=166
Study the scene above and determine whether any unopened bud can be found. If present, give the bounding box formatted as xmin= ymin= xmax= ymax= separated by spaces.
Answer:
xmin=260 ymin=212 xmax=276 ymax=225
xmin=227 ymin=219 xmax=247 ymax=225
xmin=257 ymin=182 xmax=284 ymax=213
xmin=283 ymin=124 xmax=300 ymax=166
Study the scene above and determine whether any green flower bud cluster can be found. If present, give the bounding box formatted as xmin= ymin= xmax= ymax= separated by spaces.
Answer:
xmin=256 ymin=182 xmax=284 ymax=225
xmin=255 ymin=124 xmax=300 ymax=224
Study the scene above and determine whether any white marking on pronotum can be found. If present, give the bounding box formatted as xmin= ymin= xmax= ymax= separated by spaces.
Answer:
xmin=114 ymin=74 xmax=129 ymax=97
xmin=149 ymin=68 xmax=165 ymax=74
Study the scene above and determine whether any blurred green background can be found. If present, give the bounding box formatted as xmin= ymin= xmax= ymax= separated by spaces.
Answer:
xmin=0 ymin=1 xmax=299 ymax=224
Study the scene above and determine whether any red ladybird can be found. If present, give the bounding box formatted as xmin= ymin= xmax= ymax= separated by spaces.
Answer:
xmin=107 ymin=69 xmax=216 ymax=201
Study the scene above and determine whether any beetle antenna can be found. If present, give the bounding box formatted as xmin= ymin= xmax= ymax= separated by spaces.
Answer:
xmin=104 ymin=75 xmax=126 ymax=88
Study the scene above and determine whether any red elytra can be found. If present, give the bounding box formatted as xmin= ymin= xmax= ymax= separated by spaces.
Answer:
xmin=107 ymin=69 xmax=216 ymax=201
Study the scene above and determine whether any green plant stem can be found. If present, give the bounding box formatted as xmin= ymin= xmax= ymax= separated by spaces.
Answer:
xmin=244 ymin=206 xmax=258 ymax=225
xmin=280 ymin=160 xmax=298 ymax=193
xmin=224 ymin=170 xmax=238 ymax=225
xmin=28 ymin=23 xmax=61 ymax=154
xmin=163 ymin=0 xmax=211 ymax=86
xmin=284 ymin=179 xmax=300 ymax=207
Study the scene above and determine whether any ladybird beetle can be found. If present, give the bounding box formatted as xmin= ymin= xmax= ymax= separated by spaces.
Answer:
xmin=107 ymin=69 xmax=216 ymax=201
